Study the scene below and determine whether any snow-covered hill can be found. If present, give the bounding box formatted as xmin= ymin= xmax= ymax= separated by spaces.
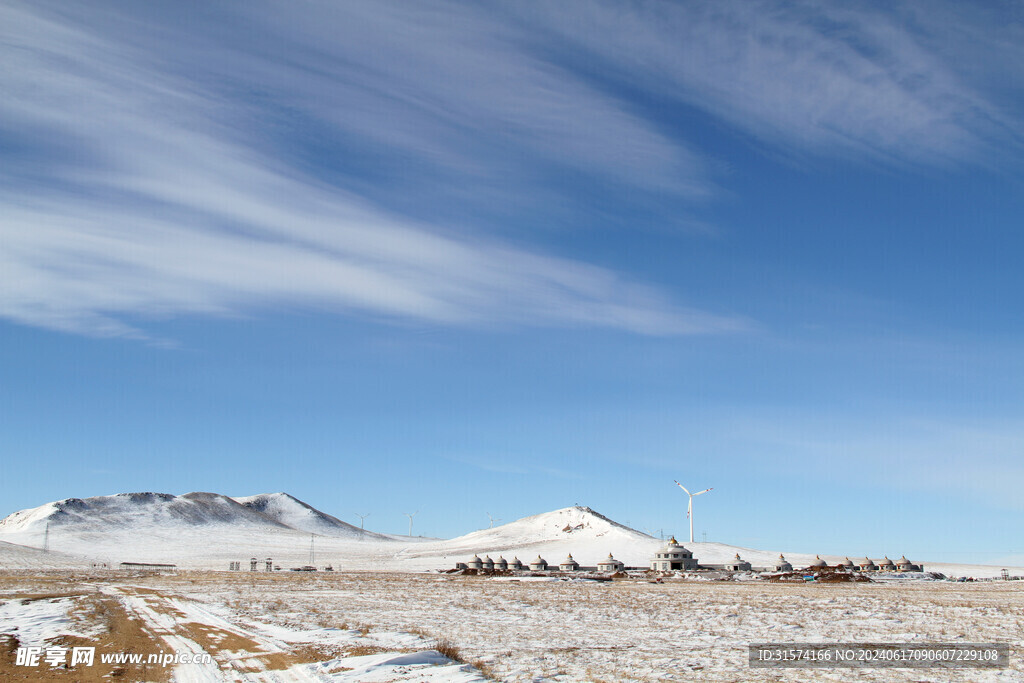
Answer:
xmin=232 ymin=493 xmax=387 ymax=539
xmin=0 ymin=491 xmax=433 ymax=570
xmin=398 ymin=506 xmax=659 ymax=567
xmin=0 ymin=540 xmax=88 ymax=569
xmin=0 ymin=491 xmax=292 ymax=534
xmin=445 ymin=506 xmax=652 ymax=551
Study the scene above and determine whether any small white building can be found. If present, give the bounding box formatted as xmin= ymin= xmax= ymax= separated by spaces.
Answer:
xmin=650 ymin=537 xmax=699 ymax=571
xmin=774 ymin=554 xmax=793 ymax=572
xmin=724 ymin=553 xmax=751 ymax=571
xmin=510 ymin=557 xmax=523 ymax=570
xmin=529 ymin=555 xmax=548 ymax=571
xmin=877 ymin=556 xmax=896 ymax=572
xmin=481 ymin=555 xmax=494 ymax=571
xmin=839 ymin=557 xmax=856 ymax=570
xmin=560 ymin=554 xmax=579 ymax=572
xmin=858 ymin=557 xmax=877 ymax=571
xmin=494 ymin=556 xmax=508 ymax=570
xmin=597 ymin=553 xmax=625 ymax=572
xmin=467 ymin=555 xmax=483 ymax=570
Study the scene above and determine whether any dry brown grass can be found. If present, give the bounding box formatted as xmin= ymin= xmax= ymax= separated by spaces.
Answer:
xmin=434 ymin=637 xmax=462 ymax=662
xmin=337 ymin=644 xmax=389 ymax=657
xmin=471 ymin=658 xmax=502 ymax=680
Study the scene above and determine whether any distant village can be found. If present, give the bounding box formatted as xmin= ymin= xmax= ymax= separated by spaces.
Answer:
xmin=452 ymin=536 xmax=924 ymax=577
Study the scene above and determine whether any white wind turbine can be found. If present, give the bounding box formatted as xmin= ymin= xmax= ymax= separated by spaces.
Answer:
xmin=674 ymin=480 xmax=712 ymax=543
xmin=354 ymin=513 xmax=370 ymax=530
xmin=404 ymin=511 xmax=419 ymax=537
xmin=486 ymin=513 xmax=501 ymax=529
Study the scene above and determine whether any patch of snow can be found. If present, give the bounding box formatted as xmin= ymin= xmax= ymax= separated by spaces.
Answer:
xmin=301 ymin=651 xmax=486 ymax=682
xmin=0 ymin=596 xmax=98 ymax=645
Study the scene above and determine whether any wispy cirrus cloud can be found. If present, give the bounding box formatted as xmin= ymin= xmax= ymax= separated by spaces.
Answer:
xmin=1 ymin=1 xmax=1018 ymax=340
xmin=0 ymin=1 xmax=732 ymax=340
xmin=526 ymin=0 xmax=1022 ymax=166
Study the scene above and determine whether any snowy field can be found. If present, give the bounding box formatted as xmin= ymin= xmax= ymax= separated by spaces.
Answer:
xmin=3 ymin=493 xmax=1023 ymax=680
xmin=1 ymin=569 xmax=1022 ymax=682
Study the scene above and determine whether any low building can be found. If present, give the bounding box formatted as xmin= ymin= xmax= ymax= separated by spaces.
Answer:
xmin=529 ymin=555 xmax=548 ymax=571
xmin=481 ymin=555 xmax=494 ymax=571
xmin=839 ymin=557 xmax=856 ymax=570
xmin=896 ymin=555 xmax=922 ymax=572
xmin=858 ymin=557 xmax=877 ymax=571
xmin=806 ymin=555 xmax=828 ymax=570
xmin=119 ymin=562 xmax=176 ymax=572
xmin=560 ymin=554 xmax=579 ymax=572
xmin=510 ymin=557 xmax=523 ymax=570
xmin=774 ymin=554 xmax=793 ymax=572
xmin=494 ymin=556 xmax=508 ymax=570
xmin=650 ymin=537 xmax=699 ymax=571
xmin=877 ymin=556 xmax=896 ymax=572
xmin=597 ymin=553 xmax=625 ymax=572
xmin=467 ymin=555 xmax=483 ymax=571
xmin=723 ymin=553 xmax=752 ymax=571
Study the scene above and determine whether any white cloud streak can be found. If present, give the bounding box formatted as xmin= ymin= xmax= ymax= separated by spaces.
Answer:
xmin=0 ymin=1 xmax=733 ymax=339
xmin=1 ymin=1 xmax=1018 ymax=340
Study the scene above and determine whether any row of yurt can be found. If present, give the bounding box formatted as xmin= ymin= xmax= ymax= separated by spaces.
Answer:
xmin=646 ymin=545 xmax=923 ymax=574
xmin=464 ymin=555 xmax=523 ymax=571
xmin=783 ymin=555 xmax=922 ymax=572
xmin=462 ymin=552 xmax=626 ymax=572
xmin=841 ymin=555 xmax=922 ymax=572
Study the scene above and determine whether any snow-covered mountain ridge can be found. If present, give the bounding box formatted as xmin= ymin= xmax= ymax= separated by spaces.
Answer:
xmin=0 ymin=491 xmax=384 ymax=538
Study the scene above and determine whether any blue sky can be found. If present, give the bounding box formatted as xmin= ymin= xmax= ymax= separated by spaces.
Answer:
xmin=2 ymin=0 xmax=1023 ymax=564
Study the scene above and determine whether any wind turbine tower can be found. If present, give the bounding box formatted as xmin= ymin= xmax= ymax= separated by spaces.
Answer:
xmin=486 ymin=513 xmax=501 ymax=529
xmin=355 ymin=513 xmax=370 ymax=530
xmin=404 ymin=511 xmax=419 ymax=537
xmin=674 ymin=480 xmax=712 ymax=544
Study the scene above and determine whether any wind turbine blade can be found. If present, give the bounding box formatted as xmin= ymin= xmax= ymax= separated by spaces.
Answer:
xmin=674 ymin=481 xmax=691 ymax=496
xmin=694 ymin=488 xmax=712 ymax=496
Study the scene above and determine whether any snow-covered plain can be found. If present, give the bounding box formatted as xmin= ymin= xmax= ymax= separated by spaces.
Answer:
xmin=1 ymin=570 xmax=1022 ymax=682
xmin=0 ymin=573 xmax=487 ymax=682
